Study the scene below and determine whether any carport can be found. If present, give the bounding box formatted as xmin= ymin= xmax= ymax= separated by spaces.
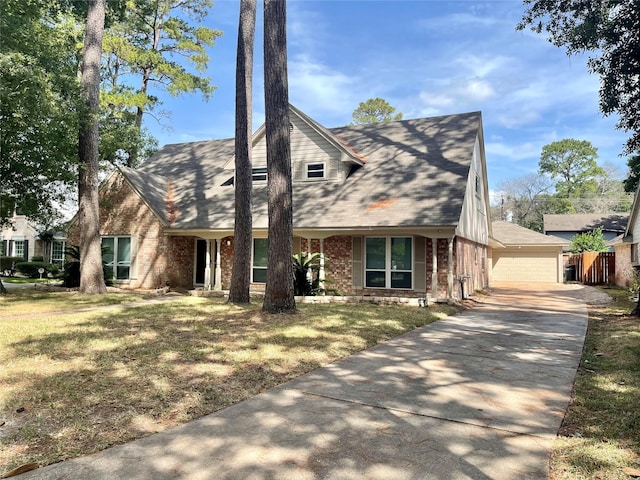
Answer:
xmin=490 ymin=220 xmax=568 ymax=284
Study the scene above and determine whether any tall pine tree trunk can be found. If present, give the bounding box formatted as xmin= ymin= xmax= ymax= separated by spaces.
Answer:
xmin=262 ymin=0 xmax=295 ymax=313
xmin=229 ymin=0 xmax=256 ymax=304
xmin=78 ymin=0 xmax=107 ymax=295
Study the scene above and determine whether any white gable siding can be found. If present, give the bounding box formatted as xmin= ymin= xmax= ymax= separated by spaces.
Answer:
xmin=250 ymin=115 xmax=344 ymax=182
xmin=456 ymin=135 xmax=489 ymax=245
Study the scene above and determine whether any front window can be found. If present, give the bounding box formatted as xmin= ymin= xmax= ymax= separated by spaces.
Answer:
xmin=52 ymin=241 xmax=66 ymax=266
xmin=252 ymin=238 xmax=268 ymax=283
xmin=14 ymin=240 xmax=24 ymax=259
xmin=365 ymin=237 xmax=413 ymax=289
xmin=102 ymin=236 xmax=131 ymax=280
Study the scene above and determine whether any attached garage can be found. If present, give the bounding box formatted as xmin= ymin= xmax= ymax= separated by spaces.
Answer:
xmin=491 ymin=221 xmax=568 ymax=284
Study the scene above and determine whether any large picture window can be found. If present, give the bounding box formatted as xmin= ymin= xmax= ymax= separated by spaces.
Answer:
xmin=102 ymin=236 xmax=131 ymax=280
xmin=252 ymin=238 xmax=268 ymax=283
xmin=365 ymin=237 xmax=413 ymax=289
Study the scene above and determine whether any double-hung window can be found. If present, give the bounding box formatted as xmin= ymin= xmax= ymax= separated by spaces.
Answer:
xmin=52 ymin=241 xmax=66 ymax=266
xmin=365 ymin=237 xmax=413 ymax=289
xmin=252 ymin=238 xmax=268 ymax=283
xmin=14 ymin=240 xmax=25 ymax=259
xmin=102 ymin=236 xmax=131 ymax=280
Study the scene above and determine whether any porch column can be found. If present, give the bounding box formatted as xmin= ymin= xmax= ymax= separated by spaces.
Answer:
xmin=319 ymin=238 xmax=325 ymax=292
xmin=447 ymin=237 xmax=454 ymax=299
xmin=213 ymin=238 xmax=222 ymax=290
xmin=204 ymin=239 xmax=212 ymax=290
xmin=431 ymin=238 xmax=438 ymax=300
xmin=306 ymin=237 xmax=313 ymax=284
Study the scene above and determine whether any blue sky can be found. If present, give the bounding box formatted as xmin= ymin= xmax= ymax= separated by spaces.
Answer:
xmin=145 ymin=0 xmax=630 ymax=197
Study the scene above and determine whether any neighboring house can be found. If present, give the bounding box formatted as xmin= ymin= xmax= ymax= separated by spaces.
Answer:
xmin=490 ymin=220 xmax=567 ymax=283
xmin=1 ymin=214 xmax=37 ymax=261
xmin=614 ymin=187 xmax=640 ymax=287
xmin=67 ymin=106 xmax=493 ymax=301
xmin=0 ymin=214 xmax=67 ymax=267
xmin=543 ymin=213 xmax=628 ymax=250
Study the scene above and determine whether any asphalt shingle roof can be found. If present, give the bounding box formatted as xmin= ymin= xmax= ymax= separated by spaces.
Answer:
xmin=492 ymin=220 xmax=567 ymax=246
xmin=122 ymin=109 xmax=483 ymax=231
xmin=543 ymin=213 xmax=628 ymax=233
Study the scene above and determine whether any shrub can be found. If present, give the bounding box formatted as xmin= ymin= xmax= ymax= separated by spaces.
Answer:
xmin=0 ymin=256 xmax=24 ymax=276
xmin=63 ymin=245 xmax=113 ymax=287
xmin=15 ymin=261 xmax=59 ymax=278
xmin=31 ymin=255 xmax=44 ymax=262
xmin=293 ymin=252 xmax=322 ymax=296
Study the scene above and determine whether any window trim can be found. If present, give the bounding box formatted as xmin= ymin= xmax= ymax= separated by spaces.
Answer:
xmin=364 ymin=236 xmax=413 ymax=289
xmin=102 ymin=236 xmax=132 ymax=281
xmin=51 ymin=240 xmax=66 ymax=267
xmin=306 ymin=162 xmax=326 ymax=180
xmin=14 ymin=240 xmax=25 ymax=259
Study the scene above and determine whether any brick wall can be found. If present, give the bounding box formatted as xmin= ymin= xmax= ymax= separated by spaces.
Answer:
xmin=456 ymin=237 xmax=489 ymax=297
xmin=615 ymin=243 xmax=634 ymax=287
xmin=68 ymin=172 xmax=195 ymax=290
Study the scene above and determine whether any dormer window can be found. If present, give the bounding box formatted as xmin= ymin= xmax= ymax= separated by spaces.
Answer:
xmin=252 ymin=167 xmax=267 ymax=182
xmin=306 ymin=162 xmax=325 ymax=179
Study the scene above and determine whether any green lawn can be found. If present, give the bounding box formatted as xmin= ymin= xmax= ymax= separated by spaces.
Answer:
xmin=551 ymin=287 xmax=640 ymax=479
xmin=0 ymin=290 xmax=459 ymax=476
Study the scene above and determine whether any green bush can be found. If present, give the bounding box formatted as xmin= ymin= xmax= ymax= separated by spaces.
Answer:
xmin=31 ymin=255 xmax=44 ymax=262
xmin=63 ymin=245 xmax=113 ymax=287
xmin=15 ymin=261 xmax=59 ymax=278
xmin=0 ymin=256 xmax=24 ymax=276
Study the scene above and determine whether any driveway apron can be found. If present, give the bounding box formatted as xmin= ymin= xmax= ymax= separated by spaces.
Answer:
xmin=16 ymin=283 xmax=588 ymax=480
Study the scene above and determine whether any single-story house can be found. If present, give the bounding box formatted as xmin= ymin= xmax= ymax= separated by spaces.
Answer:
xmin=68 ymin=106 xmax=494 ymax=301
xmin=490 ymin=220 xmax=567 ymax=283
xmin=543 ymin=213 xmax=628 ymax=250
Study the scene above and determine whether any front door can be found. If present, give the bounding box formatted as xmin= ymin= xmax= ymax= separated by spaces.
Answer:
xmin=195 ymin=239 xmax=207 ymax=285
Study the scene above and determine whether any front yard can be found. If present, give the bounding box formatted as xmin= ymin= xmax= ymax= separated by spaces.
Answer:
xmin=551 ymin=287 xmax=640 ymax=479
xmin=0 ymin=290 xmax=459 ymax=476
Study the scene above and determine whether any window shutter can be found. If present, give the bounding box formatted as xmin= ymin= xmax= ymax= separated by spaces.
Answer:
xmin=130 ymin=235 xmax=138 ymax=279
xmin=414 ymin=236 xmax=427 ymax=292
xmin=1 ymin=240 xmax=6 ymax=257
xmin=293 ymin=237 xmax=302 ymax=255
xmin=352 ymin=236 xmax=363 ymax=289
xmin=23 ymin=240 xmax=29 ymax=260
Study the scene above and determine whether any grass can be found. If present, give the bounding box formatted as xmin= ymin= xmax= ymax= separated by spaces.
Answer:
xmin=550 ymin=286 xmax=640 ymax=480
xmin=1 ymin=278 xmax=52 ymax=284
xmin=0 ymin=290 xmax=459 ymax=475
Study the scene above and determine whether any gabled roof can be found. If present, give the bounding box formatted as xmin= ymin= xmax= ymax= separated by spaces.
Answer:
xmin=122 ymin=109 xmax=484 ymax=231
xmin=543 ymin=213 xmax=628 ymax=233
xmin=492 ymin=220 xmax=567 ymax=247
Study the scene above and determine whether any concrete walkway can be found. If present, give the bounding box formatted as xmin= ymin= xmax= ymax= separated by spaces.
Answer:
xmin=16 ymin=283 xmax=589 ymax=480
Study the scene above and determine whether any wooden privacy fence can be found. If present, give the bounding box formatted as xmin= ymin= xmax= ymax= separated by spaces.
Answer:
xmin=567 ymin=252 xmax=615 ymax=285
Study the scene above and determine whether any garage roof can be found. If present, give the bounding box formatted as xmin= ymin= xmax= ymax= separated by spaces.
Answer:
xmin=492 ymin=221 xmax=568 ymax=247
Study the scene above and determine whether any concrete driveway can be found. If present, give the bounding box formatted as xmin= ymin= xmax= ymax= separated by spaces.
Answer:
xmin=15 ymin=283 xmax=590 ymax=480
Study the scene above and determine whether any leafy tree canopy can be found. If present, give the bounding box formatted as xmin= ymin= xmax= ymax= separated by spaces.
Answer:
xmin=538 ymin=139 xmax=605 ymax=198
xmin=518 ymin=1 xmax=640 ymax=156
xmin=623 ymin=153 xmax=640 ymax=193
xmin=351 ymin=97 xmax=403 ymax=125
xmin=0 ymin=0 xmax=81 ymax=227
xmin=569 ymin=227 xmax=608 ymax=254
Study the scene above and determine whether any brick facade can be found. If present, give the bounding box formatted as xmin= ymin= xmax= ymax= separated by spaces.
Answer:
xmin=68 ymin=173 xmax=195 ymax=290
xmin=70 ymin=172 xmax=487 ymax=299
xmin=614 ymin=243 xmax=634 ymax=287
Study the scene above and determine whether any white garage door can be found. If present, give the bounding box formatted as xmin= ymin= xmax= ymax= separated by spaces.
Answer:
xmin=492 ymin=250 xmax=559 ymax=283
